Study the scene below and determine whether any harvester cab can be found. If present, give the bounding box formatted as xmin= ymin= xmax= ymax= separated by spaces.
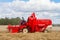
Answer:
xmin=20 ymin=17 xmax=26 ymax=25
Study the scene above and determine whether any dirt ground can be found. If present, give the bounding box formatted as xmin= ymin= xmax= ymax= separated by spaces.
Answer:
xmin=0 ymin=25 xmax=60 ymax=40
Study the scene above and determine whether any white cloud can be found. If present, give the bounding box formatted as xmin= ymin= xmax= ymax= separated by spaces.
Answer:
xmin=9 ymin=0 xmax=60 ymax=12
xmin=0 ymin=0 xmax=60 ymax=24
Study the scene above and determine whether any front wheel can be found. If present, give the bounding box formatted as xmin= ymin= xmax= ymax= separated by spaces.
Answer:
xmin=22 ymin=28 xmax=28 ymax=33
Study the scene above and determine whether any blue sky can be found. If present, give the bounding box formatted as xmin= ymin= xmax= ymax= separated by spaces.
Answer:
xmin=51 ymin=0 xmax=60 ymax=3
xmin=0 ymin=0 xmax=60 ymax=24
xmin=0 ymin=0 xmax=13 ymax=2
xmin=0 ymin=0 xmax=29 ymax=2
xmin=0 ymin=0 xmax=60 ymax=3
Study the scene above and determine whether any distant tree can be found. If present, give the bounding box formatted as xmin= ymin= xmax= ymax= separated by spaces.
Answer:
xmin=0 ymin=17 xmax=21 ymax=25
xmin=0 ymin=18 xmax=5 ymax=25
xmin=4 ymin=17 xmax=9 ymax=25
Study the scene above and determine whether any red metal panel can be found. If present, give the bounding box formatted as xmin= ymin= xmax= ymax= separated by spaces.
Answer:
xmin=8 ymin=25 xmax=20 ymax=33
xmin=8 ymin=12 xmax=52 ymax=33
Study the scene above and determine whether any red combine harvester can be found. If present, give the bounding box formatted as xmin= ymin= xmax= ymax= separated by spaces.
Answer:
xmin=8 ymin=12 xmax=52 ymax=33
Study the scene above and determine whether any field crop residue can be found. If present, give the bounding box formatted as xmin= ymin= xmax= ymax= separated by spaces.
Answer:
xmin=0 ymin=25 xmax=60 ymax=40
xmin=0 ymin=32 xmax=60 ymax=40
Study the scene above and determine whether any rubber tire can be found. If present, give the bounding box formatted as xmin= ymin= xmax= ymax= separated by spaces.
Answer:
xmin=44 ymin=30 xmax=48 ymax=33
xmin=46 ymin=27 xmax=52 ymax=32
xmin=22 ymin=28 xmax=28 ymax=33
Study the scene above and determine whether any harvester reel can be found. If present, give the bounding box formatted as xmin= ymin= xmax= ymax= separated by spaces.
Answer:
xmin=22 ymin=28 xmax=28 ymax=33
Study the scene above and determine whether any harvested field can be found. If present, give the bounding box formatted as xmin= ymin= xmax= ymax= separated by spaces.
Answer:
xmin=0 ymin=25 xmax=60 ymax=40
xmin=0 ymin=32 xmax=60 ymax=40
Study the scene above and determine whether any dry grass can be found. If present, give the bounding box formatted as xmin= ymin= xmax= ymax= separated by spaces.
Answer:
xmin=0 ymin=32 xmax=60 ymax=40
xmin=0 ymin=25 xmax=60 ymax=40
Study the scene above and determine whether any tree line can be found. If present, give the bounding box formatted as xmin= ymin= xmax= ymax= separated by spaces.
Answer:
xmin=0 ymin=17 xmax=21 ymax=25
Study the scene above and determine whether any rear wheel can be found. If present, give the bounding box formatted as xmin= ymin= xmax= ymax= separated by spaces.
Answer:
xmin=44 ymin=27 xmax=52 ymax=33
xmin=46 ymin=27 xmax=52 ymax=32
xmin=22 ymin=28 xmax=28 ymax=33
xmin=44 ymin=30 xmax=48 ymax=33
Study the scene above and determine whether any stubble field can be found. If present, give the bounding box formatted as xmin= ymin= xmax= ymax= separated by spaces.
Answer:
xmin=0 ymin=25 xmax=60 ymax=40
